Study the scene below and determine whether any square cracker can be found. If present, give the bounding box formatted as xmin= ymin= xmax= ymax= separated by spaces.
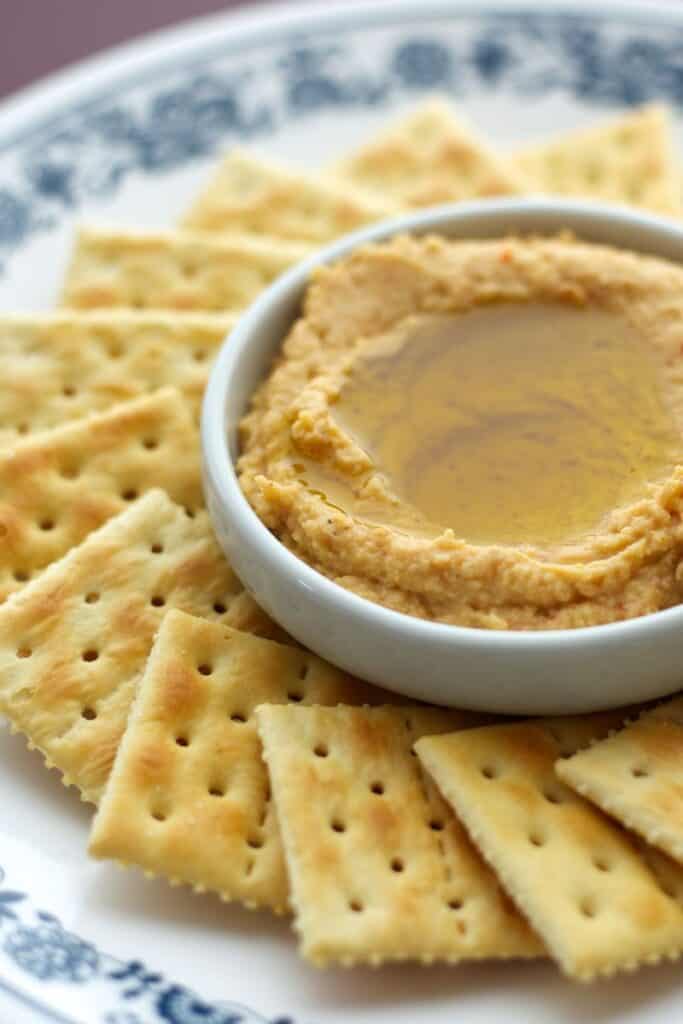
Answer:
xmin=0 ymin=311 xmax=235 ymax=446
xmin=255 ymin=703 xmax=542 ymax=965
xmin=182 ymin=147 xmax=398 ymax=243
xmin=0 ymin=490 xmax=280 ymax=804
xmin=557 ymin=695 xmax=683 ymax=865
xmin=512 ymin=104 xmax=682 ymax=214
xmin=331 ymin=96 xmax=526 ymax=208
xmin=89 ymin=609 xmax=386 ymax=913
xmin=0 ymin=388 xmax=201 ymax=605
xmin=416 ymin=714 xmax=683 ymax=980
xmin=61 ymin=229 xmax=312 ymax=312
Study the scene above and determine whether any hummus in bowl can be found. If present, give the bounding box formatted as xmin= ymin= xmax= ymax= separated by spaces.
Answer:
xmin=238 ymin=233 xmax=683 ymax=631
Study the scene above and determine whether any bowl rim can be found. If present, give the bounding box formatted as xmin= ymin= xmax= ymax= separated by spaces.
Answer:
xmin=202 ymin=195 xmax=683 ymax=650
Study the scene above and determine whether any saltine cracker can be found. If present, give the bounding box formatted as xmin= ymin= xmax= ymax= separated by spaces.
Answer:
xmin=90 ymin=609 xmax=385 ymax=912
xmin=256 ymin=703 xmax=542 ymax=965
xmin=416 ymin=715 xmax=683 ymax=979
xmin=0 ymin=491 xmax=278 ymax=803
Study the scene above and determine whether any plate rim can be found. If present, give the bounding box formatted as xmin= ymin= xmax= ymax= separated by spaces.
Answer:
xmin=3 ymin=0 xmax=683 ymax=148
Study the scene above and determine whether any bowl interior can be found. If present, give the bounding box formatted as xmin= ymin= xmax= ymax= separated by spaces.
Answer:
xmin=220 ymin=197 xmax=683 ymax=463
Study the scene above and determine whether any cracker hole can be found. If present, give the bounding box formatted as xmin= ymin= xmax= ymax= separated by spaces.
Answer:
xmin=298 ymin=663 xmax=309 ymax=681
xmin=17 ymin=423 xmax=29 ymax=435
xmin=287 ymin=691 xmax=303 ymax=703
xmin=38 ymin=518 xmax=55 ymax=531
xmin=60 ymin=465 xmax=79 ymax=480
xmin=658 ymin=880 xmax=678 ymax=900
xmin=108 ymin=346 xmax=123 ymax=359
xmin=151 ymin=810 xmax=167 ymax=823
xmin=197 ymin=663 xmax=213 ymax=676
xmin=82 ymin=649 xmax=99 ymax=663
xmin=230 ymin=713 xmax=247 ymax=724
xmin=213 ymin=601 xmax=227 ymax=614
xmin=447 ymin=898 xmax=464 ymax=910
xmin=150 ymin=595 xmax=166 ymax=608
xmin=331 ymin=820 xmax=346 ymax=834
xmin=184 ymin=507 xmax=196 ymax=519
xmin=16 ymin=646 xmax=32 ymax=659
xmin=208 ymin=785 xmax=225 ymax=797
xmin=481 ymin=764 xmax=498 ymax=780
xmin=429 ymin=819 xmax=444 ymax=831
xmin=81 ymin=707 xmax=97 ymax=721
xmin=348 ymin=900 xmax=364 ymax=913
xmin=247 ymin=836 xmax=263 ymax=850
xmin=84 ymin=592 xmax=100 ymax=604
xmin=529 ymin=831 xmax=546 ymax=848
xmin=13 ymin=570 xmax=29 ymax=583
xmin=370 ymin=781 xmax=385 ymax=795
xmin=151 ymin=543 xmax=164 ymax=554
xmin=62 ymin=385 xmax=76 ymax=398
xmin=121 ymin=488 xmax=138 ymax=502
xmin=314 ymin=743 xmax=329 ymax=758
xmin=592 ymin=857 xmax=610 ymax=873
xmin=543 ymin=788 xmax=563 ymax=805
xmin=142 ymin=437 xmax=159 ymax=451
xmin=579 ymin=897 xmax=597 ymax=919
xmin=193 ymin=349 xmax=207 ymax=362
xmin=175 ymin=735 xmax=189 ymax=747
xmin=631 ymin=765 xmax=649 ymax=778
xmin=390 ymin=857 xmax=404 ymax=873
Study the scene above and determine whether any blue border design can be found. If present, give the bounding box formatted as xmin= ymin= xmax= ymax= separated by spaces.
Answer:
xmin=2 ymin=8 xmax=683 ymax=273
xmin=0 ymin=868 xmax=278 ymax=1024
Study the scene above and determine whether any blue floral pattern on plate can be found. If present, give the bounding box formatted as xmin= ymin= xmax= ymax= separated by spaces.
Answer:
xmin=0 ymin=865 xmax=272 ymax=1023
xmin=1 ymin=5 xmax=683 ymax=1021
xmin=1 ymin=10 xmax=683 ymax=272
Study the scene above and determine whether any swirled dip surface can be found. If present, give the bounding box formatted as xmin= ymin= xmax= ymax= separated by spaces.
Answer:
xmin=238 ymin=236 xmax=683 ymax=630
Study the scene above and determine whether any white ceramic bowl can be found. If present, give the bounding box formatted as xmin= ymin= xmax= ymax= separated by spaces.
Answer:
xmin=202 ymin=198 xmax=683 ymax=715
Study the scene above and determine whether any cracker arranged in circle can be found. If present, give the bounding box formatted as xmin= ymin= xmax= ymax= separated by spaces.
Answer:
xmin=89 ymin=610 xmax=386 ymax=913
xmin=0 ymin=490 xmax=279 ymax=804
xmin=557 ymin=695 xmax=683 ymax=865
xmin=0 ymin=388 xmax=202 ymax=605
xmin=416 ymin=715 xmax=683 ymax=980
xmin=0 ymin=311 xmax=235 ymax=447
xmin=331 ymin=97 xmax=526 ymax=208
xmin=512 ymin=104 xmax=682 ymax=214
xmin=61 ymin=229 xmax=312 ymax=312
xmin=255 ymin=703 xmax=542 ymax=965
xmin=182 ymin=147 xmax=398 ymax=242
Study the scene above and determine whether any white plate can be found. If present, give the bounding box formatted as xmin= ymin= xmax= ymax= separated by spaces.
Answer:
xmin=2 ymin=1 xmax=683 ymax=1021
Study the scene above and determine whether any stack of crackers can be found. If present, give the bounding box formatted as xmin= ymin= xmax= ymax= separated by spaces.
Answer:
xmin=3 ymin=97 xmax=683 ymax=983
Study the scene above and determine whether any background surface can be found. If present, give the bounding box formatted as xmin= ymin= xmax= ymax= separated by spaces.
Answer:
xmin=1 ymin=0 xmax=263 ymax=100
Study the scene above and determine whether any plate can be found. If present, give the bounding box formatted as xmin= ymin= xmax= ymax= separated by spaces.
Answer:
xmin=2 ymin=1 xmax=683 ymax=1021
